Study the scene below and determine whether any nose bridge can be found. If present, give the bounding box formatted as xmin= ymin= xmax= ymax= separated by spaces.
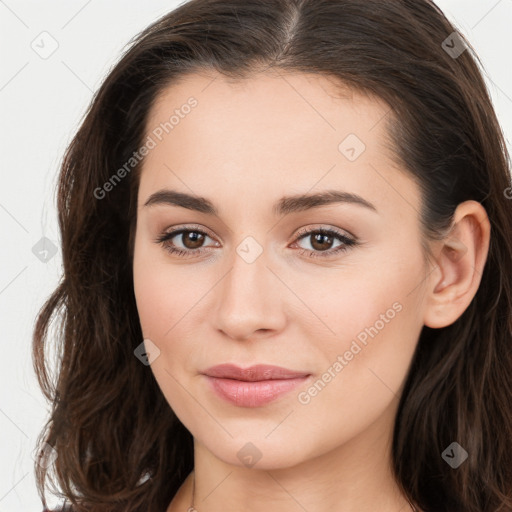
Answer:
xmin=223 ymin=234 xmax=272 ymax=306
xmin=213 ymin=233 xmax=284 ymax=338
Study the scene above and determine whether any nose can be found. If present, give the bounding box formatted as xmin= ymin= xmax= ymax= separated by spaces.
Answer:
xmin=213 ymin=245 xmax=286 ymax=341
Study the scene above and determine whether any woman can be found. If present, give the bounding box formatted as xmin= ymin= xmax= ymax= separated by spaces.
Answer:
xmin=33 ymin=0 xmax=512 ymax=511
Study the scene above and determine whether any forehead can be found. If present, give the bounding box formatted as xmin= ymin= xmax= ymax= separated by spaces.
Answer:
xmin=138 ymin=70 xmax=419 ymax=224
xmin=144 ymin=70 xmax=391 ymax=151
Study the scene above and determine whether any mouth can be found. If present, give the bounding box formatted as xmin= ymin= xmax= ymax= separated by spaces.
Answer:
xmin=202 ymin=364 xmax=311 ymax=407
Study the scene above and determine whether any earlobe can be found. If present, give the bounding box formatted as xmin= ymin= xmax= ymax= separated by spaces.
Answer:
xmin=423 ymin=200 xmax=491 ymax=329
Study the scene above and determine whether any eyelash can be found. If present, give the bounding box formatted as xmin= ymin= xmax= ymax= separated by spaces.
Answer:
xmin=154 ymin=224 xmax=358 ymax=260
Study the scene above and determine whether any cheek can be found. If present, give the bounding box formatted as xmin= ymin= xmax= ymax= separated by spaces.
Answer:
xmin=133 ymin=236 xmax=198 ymax=339
xmin=134 ymin=277 xmax=169 ymax=334
xmin=133 ymin=256 xmax=168 ymax=338
xmin=293 ymin=268 xmax=422 ymax=448
xmin=132 ymin=248 xmax=195 ymax=413
xmin=132 ymin=242 xmax=215 ymax=399
xmin=300 ymin=249 xmax=425 ymax=384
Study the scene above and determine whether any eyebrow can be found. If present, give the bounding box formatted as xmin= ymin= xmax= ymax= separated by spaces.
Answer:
xmin=143 ymin=189 xmax=378 ymax=216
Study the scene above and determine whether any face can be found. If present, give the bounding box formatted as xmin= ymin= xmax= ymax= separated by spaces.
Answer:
xmin=132 ymin=70 xmax=430 ymax=469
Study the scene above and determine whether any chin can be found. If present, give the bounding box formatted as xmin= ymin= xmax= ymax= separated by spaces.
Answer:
xmin=200 ymin=434 xmax=317 ymax=471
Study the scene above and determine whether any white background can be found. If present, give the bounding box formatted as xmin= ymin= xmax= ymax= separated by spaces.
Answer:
xmin=1 ymin=1 xmax=511 ymax=510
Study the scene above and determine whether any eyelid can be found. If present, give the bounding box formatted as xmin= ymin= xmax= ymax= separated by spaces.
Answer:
xmin=293 ymin=224 xmax=356 ymax=242
xmin=158 ymin=223 xmax=218 ymax=241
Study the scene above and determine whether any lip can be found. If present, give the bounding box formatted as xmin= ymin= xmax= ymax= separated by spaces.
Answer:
xmin=202 ymin=364 xmax=311 ymax=407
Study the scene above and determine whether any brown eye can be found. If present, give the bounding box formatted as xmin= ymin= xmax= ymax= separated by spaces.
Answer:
xmin=309 ymin=232 xmax=336 ymax=251
xmin=180 ymin=231 xmax=206 ymax=249
xmin=294 ymin=227 xmax=358 ymax=259
xmin=155 ymin=226 xmax=218 ymax=258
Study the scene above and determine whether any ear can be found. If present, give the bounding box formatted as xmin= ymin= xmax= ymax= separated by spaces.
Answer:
xmin=423 ymin=200 xmax=491 ymax=329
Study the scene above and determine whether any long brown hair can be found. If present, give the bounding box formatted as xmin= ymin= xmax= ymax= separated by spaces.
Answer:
xmin=33 ymin=1 xmax=512 ymax=511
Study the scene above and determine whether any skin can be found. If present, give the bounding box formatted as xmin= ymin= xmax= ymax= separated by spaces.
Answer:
xmin=132 ymin=70 xmax=490 ymax=512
